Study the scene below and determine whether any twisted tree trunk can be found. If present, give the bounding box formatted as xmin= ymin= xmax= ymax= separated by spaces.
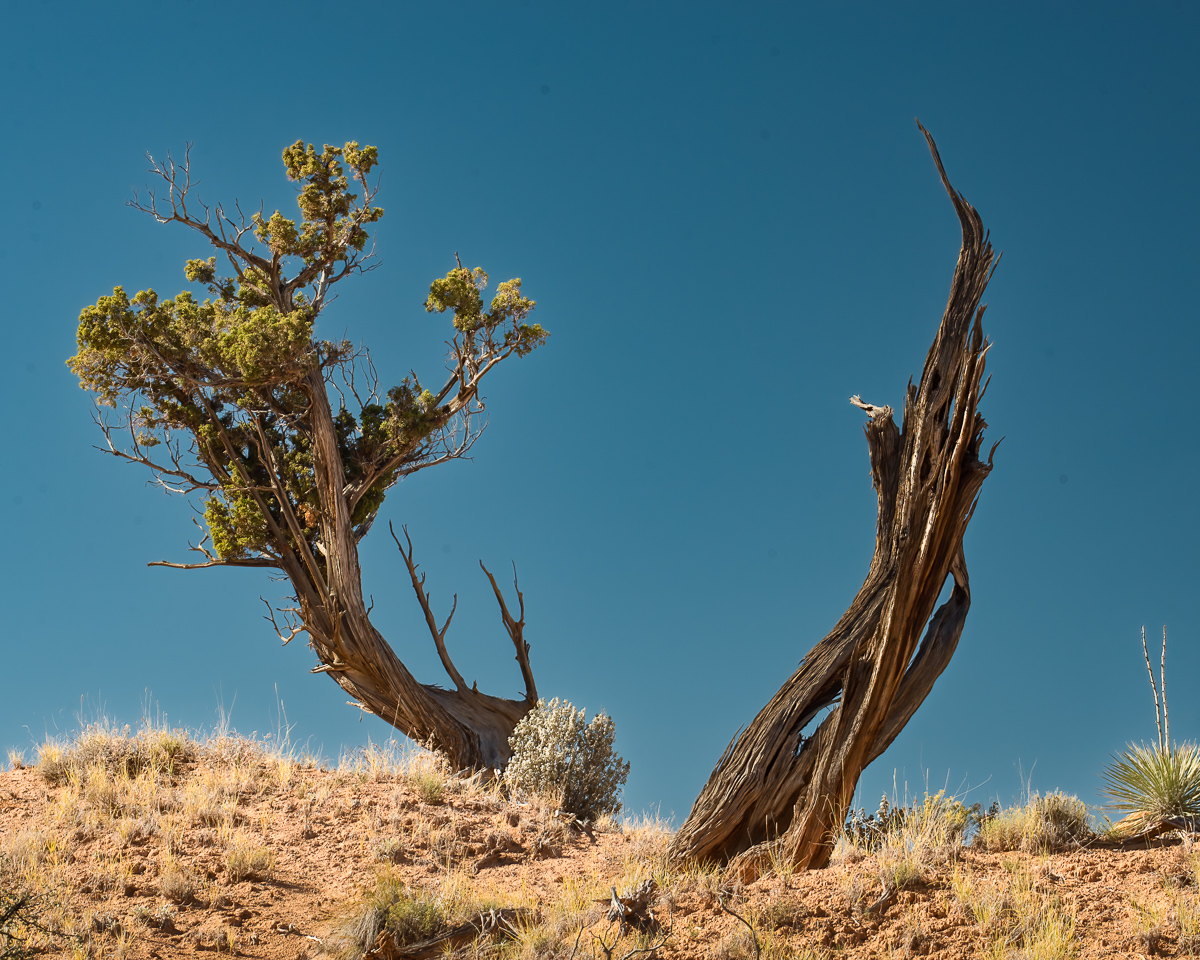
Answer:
xmin=275 ymin=368 xmax=538 ymax=771
xmin=669 ymin=124 xmax=999 ymax=877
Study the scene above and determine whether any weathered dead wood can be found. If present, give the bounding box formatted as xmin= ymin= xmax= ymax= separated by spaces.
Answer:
xmin=602 ymin=879 xmax=659 ymax=933
xmin=365 ymin=908 xmax=536 ymax=959
xmin=276 ymin=448 xmax=538 ymax=772
xmin=669 ymin=122 xmax=999 ymax=877
xmin=1103 ymin=812 xmax=1200 ymax=845
xmin=555 ymin=809 xmax=598 ymax=842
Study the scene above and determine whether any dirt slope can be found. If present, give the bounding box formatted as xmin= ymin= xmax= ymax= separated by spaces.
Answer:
xmin=1 ymin=740 xmax=1197 ymax=959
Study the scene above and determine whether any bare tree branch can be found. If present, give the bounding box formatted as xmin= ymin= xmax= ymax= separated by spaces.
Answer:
xmin=480 ymin=561 xmax=537 ymax=705
xmin=391 ymin=523 xmax=468 ymax=693
xmin=150 ymin=558 xmax=281 ymax=570
xmin=262 ymin=597 xmax=307 ymax=645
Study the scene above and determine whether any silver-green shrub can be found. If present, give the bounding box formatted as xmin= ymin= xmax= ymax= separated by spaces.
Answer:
xmin=504 ymin=698 xmax=630 ymax=819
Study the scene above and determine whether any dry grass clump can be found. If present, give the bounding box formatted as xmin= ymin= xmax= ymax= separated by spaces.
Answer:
xmin=340 ymin=739 xmax=458 ymax=805
xmin=0 ymin=714 xmax=316 ymax=952
xmin=617 ymin=812 xmax=673 ymax=879
xmin=323 ymin=868 xmax=447 ymax=960
xmin=1177 ymin=887 xmax=1200 ymax=956
xmin=339 ymin=738 xmax=410 ymax=782
xmin=403 ymin=753 xmax=450 ymax=805
xmin=831 ymin=790 xmax=975 ymax=914
xmin=37 ymin=718 xmax=196 ymax=787
xmin=223 ymin=829 xmax=275 ymax=882
xmin=156 ymin=852 xmax=199 ymax=903
xmin=181 ymin=765 xmax=241 ymax=826
xmin=953 ymin=862 xmax=1078 ymax=959
xmin=875 ymin=792 xmax=971 ymax=889
xmin=1 ymin=828 xmax=55 ymax=881
xmin=974 ymin=792 xmax=1093 ymax=853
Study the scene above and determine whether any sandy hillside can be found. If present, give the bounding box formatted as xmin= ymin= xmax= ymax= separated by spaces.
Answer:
xmin=0 ymin=728 xmax=1197 ymax=959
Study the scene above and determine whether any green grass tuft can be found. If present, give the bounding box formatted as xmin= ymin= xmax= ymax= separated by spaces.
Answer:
xmin=323 ymin=869 xmax=448 ymax=960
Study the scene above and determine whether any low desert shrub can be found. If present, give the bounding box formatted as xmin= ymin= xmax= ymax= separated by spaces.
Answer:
xmin=841 ymin=795 xmax=908 ymax=852
xmin=505 ymin=698 xmax=629 ymax=820
xmin=874 ymin=792 xmax=974 ymax=892
xmin=842 ymin=791 xmax=984 ymax=853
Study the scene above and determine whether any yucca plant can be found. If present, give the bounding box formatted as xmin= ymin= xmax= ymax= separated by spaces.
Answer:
xmin=1102 ymin=742 xmax=1200 ymax=820
xmin=1102 ymin=627 xmax=1200 ymax=822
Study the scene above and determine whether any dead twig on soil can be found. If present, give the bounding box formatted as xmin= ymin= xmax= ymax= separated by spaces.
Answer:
xmin=718 ymin=893 xmax=760 ymax=960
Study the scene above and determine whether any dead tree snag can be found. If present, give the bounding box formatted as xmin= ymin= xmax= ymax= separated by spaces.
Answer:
xmin=669 ymin=123 xmax=999 ymax=877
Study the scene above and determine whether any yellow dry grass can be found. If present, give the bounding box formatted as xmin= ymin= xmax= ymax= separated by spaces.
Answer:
xmin=3 ymin=718 xmax=1197 ymax=960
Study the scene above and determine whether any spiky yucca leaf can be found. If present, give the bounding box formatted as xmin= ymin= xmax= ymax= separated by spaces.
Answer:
xmin=1101 ymin=741 xmax=1200 ymax=819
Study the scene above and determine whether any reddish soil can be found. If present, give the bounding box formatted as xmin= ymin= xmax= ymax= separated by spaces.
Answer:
xmin=1 ymin=761 xmax=1197 ymax=959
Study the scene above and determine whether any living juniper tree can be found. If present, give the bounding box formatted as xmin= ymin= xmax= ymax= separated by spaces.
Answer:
xmin=669 ymin=124 xmax=999 ymax=876
xmin=68 ymin=140 xmax=548 ymax=770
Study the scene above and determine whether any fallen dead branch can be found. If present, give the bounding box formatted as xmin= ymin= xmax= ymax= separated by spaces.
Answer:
xmin=365 ymin=907 xmax=536 ymax=959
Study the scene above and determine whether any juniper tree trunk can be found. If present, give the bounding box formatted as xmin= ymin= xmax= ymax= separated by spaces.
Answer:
xmin=187 ymin=356 xmax=538 ymax=775
xmin=289 ymin=367 xmax=537 ymax=771
xmin=668 ymin=124 xmax=998 ymax=877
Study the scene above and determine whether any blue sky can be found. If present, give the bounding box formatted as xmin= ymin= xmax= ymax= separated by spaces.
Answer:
xmin=2 ymin=1 xmax=1197 ymax=825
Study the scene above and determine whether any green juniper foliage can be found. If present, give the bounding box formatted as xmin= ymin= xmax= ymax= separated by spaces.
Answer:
xmin=68 ymin=139 xmax=546 ymax=575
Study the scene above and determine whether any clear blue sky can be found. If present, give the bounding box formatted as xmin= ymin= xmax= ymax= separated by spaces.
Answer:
xmin=2 ymin=1 xmax=1197 ymax=825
